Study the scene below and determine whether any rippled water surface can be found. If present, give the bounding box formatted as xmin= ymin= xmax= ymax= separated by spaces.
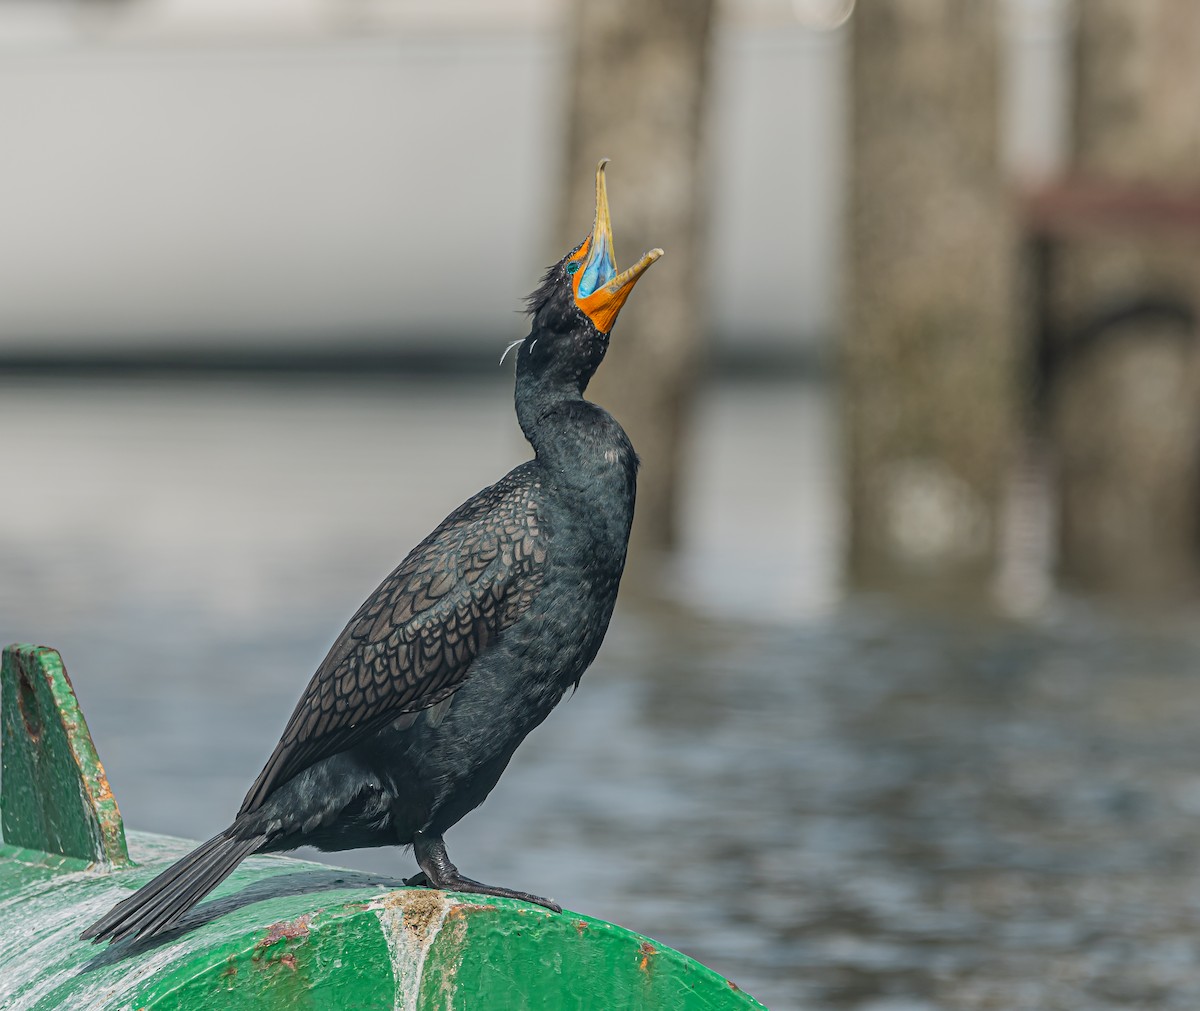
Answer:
xmin=5 ymin=375 xmax=1200 ymax=1010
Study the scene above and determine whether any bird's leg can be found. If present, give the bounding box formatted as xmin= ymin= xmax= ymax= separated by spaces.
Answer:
xmin=410 ymin=830 xmax=562 ymax=913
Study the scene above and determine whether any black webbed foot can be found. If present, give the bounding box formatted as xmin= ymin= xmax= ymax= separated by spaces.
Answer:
xmin=411 ymin=830 xmax=562 ymax=913
xmin=427 ymin=872 xmax=562 ymax=913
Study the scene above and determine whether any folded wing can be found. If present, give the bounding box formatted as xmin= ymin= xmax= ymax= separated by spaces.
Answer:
xmin=239 ymin=470 xmax=547 ymax=815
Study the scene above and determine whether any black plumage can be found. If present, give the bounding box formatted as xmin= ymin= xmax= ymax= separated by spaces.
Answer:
xmin=82 ymin=161 xmax=662 ymax=944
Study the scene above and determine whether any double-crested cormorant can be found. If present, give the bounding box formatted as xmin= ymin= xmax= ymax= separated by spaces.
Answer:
xmin=82 ymin=161 xmax=662 ymax=944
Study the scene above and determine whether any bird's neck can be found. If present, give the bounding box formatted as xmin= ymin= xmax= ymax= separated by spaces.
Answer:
xmin=514 ymin=371 xmax=635 ymax=490
xmin=515 ymin=367 xmax=576 ymax=441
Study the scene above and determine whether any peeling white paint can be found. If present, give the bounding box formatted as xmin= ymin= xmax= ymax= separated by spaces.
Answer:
xmin=0 ymin=871 xmax=193 ymax=1011
xmin=0 ymin=838 xmax=224 ymax=1010
xmin=1 ymin=836 xmax=478 ymax=1009
xmin=0 ymin=872 xmax=121 ymax=1008
xmin=369 ymin=891 xmax=457 ymax=1011
xmin=51 ymin=936 xmax=193 ymax=1011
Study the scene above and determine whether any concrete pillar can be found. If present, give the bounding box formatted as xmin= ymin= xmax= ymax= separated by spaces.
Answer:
xmin=559 ymin=0 xmax=715 ymax=556
xmin=1053 ymin=0 xmax=1200 ymax=596
xmin=845 ymin=0 xmax=1018 ymax=591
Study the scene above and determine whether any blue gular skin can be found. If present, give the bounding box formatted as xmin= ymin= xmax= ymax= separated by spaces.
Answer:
xmin=577 ymin=231 xmax=616 ymax=298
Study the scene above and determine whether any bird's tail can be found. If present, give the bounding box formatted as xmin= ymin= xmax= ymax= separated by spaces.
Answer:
xmin=81 ymin=830 xmax=266 ymax=944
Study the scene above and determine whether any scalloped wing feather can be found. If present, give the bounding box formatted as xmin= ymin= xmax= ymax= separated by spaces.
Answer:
xmin=238 ymin=470 xmax=547 ymax=815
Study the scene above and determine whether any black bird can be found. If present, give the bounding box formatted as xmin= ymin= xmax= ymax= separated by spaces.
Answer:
xmin=82 ymin=161 xmax=662 ymax=944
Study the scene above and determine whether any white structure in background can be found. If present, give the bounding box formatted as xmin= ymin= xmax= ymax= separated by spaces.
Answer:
xmin=999 ymin=0 xmax=1074 ymax=185
xmin=0 ymin=0 xmax=846 ymax=356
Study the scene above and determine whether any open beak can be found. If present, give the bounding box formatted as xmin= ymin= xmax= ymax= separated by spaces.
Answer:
xmin=571 ymin=159 xmax=663 ymax=334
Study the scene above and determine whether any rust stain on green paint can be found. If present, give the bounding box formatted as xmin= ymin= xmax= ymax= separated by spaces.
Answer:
xmin=442 ymin=900 xmax=494 ymax=923
xmin=639 ymin=939 xmax=658 ymax=972
xmin=256 ymin=913 xmax=313 ymax=948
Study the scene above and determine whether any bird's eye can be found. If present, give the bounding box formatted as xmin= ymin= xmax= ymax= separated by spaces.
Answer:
xmin=565 ymin=261 xmax=580 ymax=276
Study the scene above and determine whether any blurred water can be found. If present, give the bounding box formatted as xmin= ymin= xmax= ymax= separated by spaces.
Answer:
xmin=5 ymin=375 xmax=1200 ymax=1009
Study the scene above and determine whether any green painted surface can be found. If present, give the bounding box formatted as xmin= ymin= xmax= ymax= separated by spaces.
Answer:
xmin=0 ymin=834 xmax=767 ymax=1009
xmin=0 ymin=643 xmax=767 ymax=1008
xmin=1 ymin=644 xmax=129 ymax=865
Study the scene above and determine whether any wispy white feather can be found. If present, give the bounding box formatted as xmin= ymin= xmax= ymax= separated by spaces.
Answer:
xmin=499 ymin=338 xmax=525 ymax=365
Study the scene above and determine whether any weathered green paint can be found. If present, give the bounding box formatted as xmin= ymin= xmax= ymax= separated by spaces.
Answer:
xmin=0 ymin=833 xmax=766 ymax=1009
xmin=0 ymin=643 xmax=766 ymax=1008
xmin=1 ymin=644 xmax=129 ymax=865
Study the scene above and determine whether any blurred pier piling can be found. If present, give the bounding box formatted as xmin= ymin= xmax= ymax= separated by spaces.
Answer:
xmin=1044 ymin=0 xmax=1200 ymax=598
xmin=846 ymin=0 xmax=1200 ymax=602
xmin=560 ymin=0 xmax=716 ymax=556
xmin=845 ymin=0 xmax=1018 ymax=593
